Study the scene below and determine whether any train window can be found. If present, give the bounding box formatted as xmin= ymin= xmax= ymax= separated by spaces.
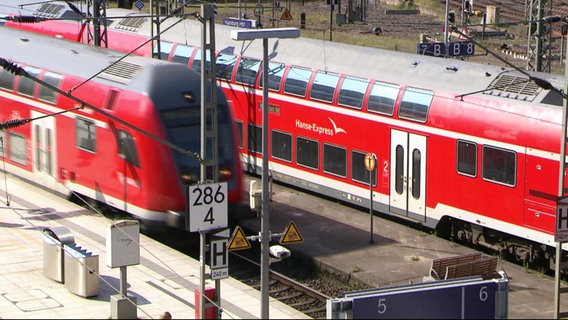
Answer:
xmin=284 ymin=66 xmax=312 ymax=97
xmin=482 ymin=146 xmax=516 ymax=186
xmin=271 ymin=130 xmax=292 ymax=162
xmin=38 ymin=71 xmax=62 ymax=104
xmin=192 ymin=49 xmax=212 ymax=74
xmin=351 ymin=151 xmax=376 ymax=185
xmin=153 ymin=41 xmax=173 ymax=60
xmin=247 ymin=124 xmax=262 ymax=154
xmin=323 ymin=144 xmax=346 ymax=177
xmin=76 ymin=118 xmax=96 ymax=153
xmin=235 ymin=121 xmax=243 ymax=149
xmin=411 ymin=148 xmax=421 ymax=199
xmin=216 ymin=53 xmax=237 ymax=81
xmin=296 ymin=136 xmax=319 ymax=170
xmin=17 ymin=66 xmax=41 ymax=97
xmin=457 ymin=140 xmax=477 ymax=177
xmin=236 ymin=57 xmax=261 ymax=85
xmin=118 ymin=130 xmax=140 ymax=167
xmin=259 ymin=62 xmax=285 ymax=91
xmin=398 ymin=87 xmax=433 ymax=122
xmin=46 ymin=127 xmax=53 ymax=175
xmin=9 ymin=132 xmax=26 ymax=165
xmin=338 ymin=76 xmax=368 ymax=109
xmin=395 ymin=144 xmax=404 ymax=194
xmin=310 ymin=71 xmax=339 ymax=103
xmin=0 ymin=130 xmax=5 ymax=156
xmin=367 ymin=81 xmax=399 ymax=115
xmin=0 ymin=68 xmax=15 ymax=91
xmin=171 ymin=44 xmax=194 ymax=66
xmin=34 ymin=125 xmax=41 ymax=171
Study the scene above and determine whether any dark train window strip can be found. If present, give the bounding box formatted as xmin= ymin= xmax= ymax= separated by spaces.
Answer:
xmin=457 ymin=140 xmax=477 ymax=177
xmin=296 ymin=136 xmax=318 ymax=170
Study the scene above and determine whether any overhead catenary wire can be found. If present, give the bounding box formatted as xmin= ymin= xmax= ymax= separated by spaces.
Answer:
xmin=0 ymin=2 xmax=232 ymax=316
xmin=0 ymin=58 xmax=204 ymax=163
xmin=449 ymin=26 xmax=567 ymax=101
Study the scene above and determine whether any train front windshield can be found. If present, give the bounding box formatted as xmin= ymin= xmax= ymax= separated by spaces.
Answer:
xmin=159 ymin=105 xmax=235 ymax=187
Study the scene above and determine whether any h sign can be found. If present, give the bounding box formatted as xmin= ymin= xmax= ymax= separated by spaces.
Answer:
xmin=211 ymin=239 xmax=228 ymax=269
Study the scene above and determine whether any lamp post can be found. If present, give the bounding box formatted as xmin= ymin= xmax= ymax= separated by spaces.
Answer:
xmin=230 ymin=28 xmax=300 ymax=319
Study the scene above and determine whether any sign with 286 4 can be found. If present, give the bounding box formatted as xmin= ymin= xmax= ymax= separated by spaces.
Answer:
xmin=188 ymin=182 xmax=228 ymax=232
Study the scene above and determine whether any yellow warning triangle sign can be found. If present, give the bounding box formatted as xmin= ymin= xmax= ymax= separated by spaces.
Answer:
xmin=228 ymin=225 xmax=251 ymax=251
xmin=279 ymin=221 xmax=303 ymax=244
xmin=280 ymin=8 xmax=292 ymax=21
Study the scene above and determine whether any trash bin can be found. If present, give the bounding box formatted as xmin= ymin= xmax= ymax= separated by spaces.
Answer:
xmin=64 ymin=243 xmax=99 ymax=297
xmin=42 ymin=226 xmax=75 ymax=283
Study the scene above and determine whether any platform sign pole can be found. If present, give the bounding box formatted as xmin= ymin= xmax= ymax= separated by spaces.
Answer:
xmin=199 ymin=231 xmax=206 ymax=320
xmin=231 ymin=27 xmax=300 ymax=320
xmin=197 ymin=4 xmax=219 ymax=319
xmin=554 ymin=38 xmax=568 ymax=319
xmin=260 ymin=36 xmax=271 ymax=320
xmin=364 ymin=153 xmax=376 ymax=245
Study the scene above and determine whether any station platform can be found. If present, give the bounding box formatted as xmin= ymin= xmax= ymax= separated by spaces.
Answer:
xmin=0 ymin=174 xmax=309 ymax=319
xmin=238 ymin=175 xmax=562 ymax=319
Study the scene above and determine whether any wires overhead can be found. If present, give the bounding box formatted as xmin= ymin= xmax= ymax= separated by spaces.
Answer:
xmin=0 ymin=58 xmax=204 ymax=163
xmin=450 ymin=27 xmax=567 ymax=101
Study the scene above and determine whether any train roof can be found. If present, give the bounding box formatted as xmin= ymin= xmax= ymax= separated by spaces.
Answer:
xmin=101 ymin=7 xmax=566 ymax=107
xmin=0 ymin=26 xmax=175 ymax=91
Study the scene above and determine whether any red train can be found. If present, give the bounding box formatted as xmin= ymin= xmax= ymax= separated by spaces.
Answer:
xmin=2 ymin=2 xmax=568 ymax=264
xmin=0 ymin=26 xmax=243 ymax=231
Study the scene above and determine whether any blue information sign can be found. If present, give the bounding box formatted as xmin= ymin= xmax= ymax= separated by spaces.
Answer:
xmin=351 ymin=281 xmax=497 ymax=319
xmin=417 ymin=41 xmax=475 ymax=57
xmin=222 ymin=18 xmax=255 ymax=28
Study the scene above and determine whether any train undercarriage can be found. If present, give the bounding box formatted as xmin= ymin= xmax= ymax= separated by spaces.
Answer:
xmin=436 ymin=217 xmax=558 ymax=271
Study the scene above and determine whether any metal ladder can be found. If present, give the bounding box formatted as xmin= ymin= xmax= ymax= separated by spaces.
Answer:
xmin=199 ymin=4 xmax=219 ymax=184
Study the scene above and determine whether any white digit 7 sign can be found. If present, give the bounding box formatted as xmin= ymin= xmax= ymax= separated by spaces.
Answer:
xmin=188 ymin=182 xmax=228 ymax=232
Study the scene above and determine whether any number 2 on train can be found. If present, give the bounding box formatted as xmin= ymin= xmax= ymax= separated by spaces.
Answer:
xmin=188 ymin=182 xmax=228 ymax=232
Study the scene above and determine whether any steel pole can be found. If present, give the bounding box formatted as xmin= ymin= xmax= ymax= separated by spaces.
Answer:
xmin=444 ymin=0 xmax=449 ymax=57
xmin=553 ymin=25 xmax=568 ymax=318
xmin=260 ymin=37 xmax=270 ymax=319
xmin=369 ymin=166 xmax=374 ymax=244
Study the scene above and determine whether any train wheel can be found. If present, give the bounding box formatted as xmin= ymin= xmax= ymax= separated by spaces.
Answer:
xmin=434 ymin=216 xmax=452 ymax=240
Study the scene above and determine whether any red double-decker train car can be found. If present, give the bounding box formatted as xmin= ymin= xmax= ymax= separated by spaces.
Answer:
xmin=0 ymin=26 xmax=243 ymax=231
xmin=2 ymin=1 xmax=568 ymax=265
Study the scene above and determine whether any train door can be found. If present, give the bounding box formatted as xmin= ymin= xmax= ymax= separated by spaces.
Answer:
xmin=389 ymin=129 xmax=427 ymax=221
xmin=31 ymin=111 xmax=57 ymax=189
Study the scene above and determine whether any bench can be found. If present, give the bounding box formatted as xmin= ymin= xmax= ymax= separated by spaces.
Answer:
xmin=425 ymin=252 xmax=483 ymax=281
xmin=445 ymin=256 xmax=499 ymax=280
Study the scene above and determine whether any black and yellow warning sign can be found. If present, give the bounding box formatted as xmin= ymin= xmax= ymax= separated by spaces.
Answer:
xmin=280 ymin=8 xmax=292 ymax=21
xmin=279 ymin=221 xmax=303 ymax=244
xmin=228 ymin=225 xmax=251 ymax=251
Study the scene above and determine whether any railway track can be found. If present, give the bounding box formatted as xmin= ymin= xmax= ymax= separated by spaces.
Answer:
xmin=229 ymin=252 xmax=331 ymax=319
